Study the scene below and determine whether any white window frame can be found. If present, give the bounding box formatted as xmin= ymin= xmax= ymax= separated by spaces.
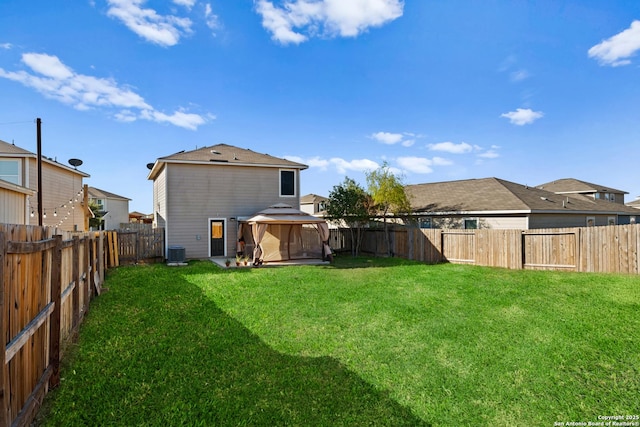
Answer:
xmin=607 ymin=216 xmax=616 ymax=226
xmin=279 ymin=169 xmax=296 ymax=198
xmin=586 ymin=216 xmax=596 ymax=227
xmin=0 ymin=159 xmax=21 ymax=185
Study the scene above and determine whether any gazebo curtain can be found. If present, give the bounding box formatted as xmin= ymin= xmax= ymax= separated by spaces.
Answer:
xmin=317 ymin=222 xmax=332 ymax=258
xmin=251 ymin=222 xmax=268 ymax=263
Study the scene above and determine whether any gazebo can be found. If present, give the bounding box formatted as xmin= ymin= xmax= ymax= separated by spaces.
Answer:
xmin=243 ymin=203 xmax=332 ymax=264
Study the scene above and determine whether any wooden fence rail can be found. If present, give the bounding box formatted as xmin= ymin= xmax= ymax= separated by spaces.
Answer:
xmin=331 ymin=223 xmax=640 ymax=274
xmin=0 ymin=224 xmax=109 ymax=427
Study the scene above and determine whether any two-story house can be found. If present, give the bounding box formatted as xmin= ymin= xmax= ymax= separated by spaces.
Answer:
xmin=536 ymin=178 xmax=627 ymax=204
xmin=147 ymin=144 xmax=308 ymax=259
xmin=87 ymin=186 xmax=131 ymax=230
xmin=0 ymin=139 xmax=90 ymax=231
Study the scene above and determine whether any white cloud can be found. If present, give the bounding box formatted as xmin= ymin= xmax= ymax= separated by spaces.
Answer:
xmin=478 ymin=149 xmax=499 ymax=159
xmin=255 ymin=0 xmax=404 ymax=45
xmin=1 ymin=43 xmax=12 ymax=49
xmin=0 ymin=52 xmax=211 ymax=130
xmin=510 ymin=69 xmax=529 ymax=82
xmin=204 ymin=3 xmax=221 ymax=33
xmin=173 ymin=0 xmax=196 ymax=8
xmin=371 ymin=131 xmax=403 ymax=144
xmin=330 ymin=157 xmax=379 ymax=174
xmin=588 ymin=20 xmax=640 ymax=67
xmin=396 ymin=156 xmax=453 ymax=174
xmin=500 ymin=108 xmax=543 ymax=126
xmin=106 ymin=0 xmax=193 ymax=47
xmin=371 ymin=131 xmax=417 ymax=147
xmin=285 ymin=155 xmax=330 ymax=169
xmin=396 ymin=157 xmax=433 ymax=174
xmin=428 ymin=141 xmax=474 ymax=154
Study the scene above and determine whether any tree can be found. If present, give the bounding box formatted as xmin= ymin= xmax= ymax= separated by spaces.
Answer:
xmin=326 ymin=177 xmax=372 ymax=257
xmin=366 ymin=162 xmax=411 ymax=257
xmin=88 ymin=200 xmax=104 ymax=230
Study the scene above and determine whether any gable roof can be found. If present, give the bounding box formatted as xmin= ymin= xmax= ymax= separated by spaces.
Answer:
xmin=88 ymin=186 xmax=131 ymax=201
xmin=300 ymin=193 xmax=328 ymax=204
xmin=536 ymin=178 xmax=628 ymax=195
xmin=147 ymin=143 xmax=307 ymax=180
xmin=0 ymin=139 xmax=90 ymax=178
xmin=406 ymin=177 xmax=639 ymax=215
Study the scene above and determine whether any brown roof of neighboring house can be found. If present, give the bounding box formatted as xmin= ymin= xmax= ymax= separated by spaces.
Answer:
xmin=88 ymin=186 xmax=131 ymax=201
xmin=148 ymin=144 xmax=307 ymax=180
xmin=536 ymin=178 xmax=628 ymax=195
xmin=301 ymin=193 xmax=328 ymax=204
xmin=0 ymin=139 xmax=33 ymax=156
xmin=406 ymin=177 xmax=640 ymax=214
xmin=0 ymin=139 xmax=90 ymax=177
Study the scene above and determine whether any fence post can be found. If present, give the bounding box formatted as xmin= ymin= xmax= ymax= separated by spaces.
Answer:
xmin=49 ymin=235 xmax=63 ymax=389
xmin=83 ymin=236 xmax=90 ymax=316
xmin=0 ymin=232 xmax=7 ymax=427
xmin=98 ymin=232 xmax=105 ymax=285
xmin=72 ymin=236 xmax=80 ymax=334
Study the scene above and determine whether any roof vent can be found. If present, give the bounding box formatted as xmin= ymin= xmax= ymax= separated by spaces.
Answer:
xmin=211 ymin=150 xmax=221 ymax=155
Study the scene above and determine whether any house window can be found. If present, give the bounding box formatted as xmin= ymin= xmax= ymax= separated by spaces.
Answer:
xmin=0 ymin=159 xmax=20 ymax=185
xmin=631 ymin=216 xmax=636 ymax=224
xmin=464 ymin=218 xmax=478 ymax=229
xmin=280 ymin=170 xmax=295 ymax=197
xmin=608 ymin=216 xmax=616 ymax=226
xmin=419 ymin=218 xmax=432 ymax=229
xmin=317 ymin=201 xmax=326 ymax=212
xmin=586 ymin=216 xmax=595 ymax=227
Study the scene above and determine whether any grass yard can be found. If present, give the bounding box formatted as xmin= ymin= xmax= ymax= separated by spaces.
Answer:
xmin=37 ymin=257 xmax=639 ymax=426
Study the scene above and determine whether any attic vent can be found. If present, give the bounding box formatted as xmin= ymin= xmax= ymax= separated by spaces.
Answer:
xmin=540 ymin=196 xmax=548 ymax=201
xmin=211 ymin=150 xmax=221 ymax=155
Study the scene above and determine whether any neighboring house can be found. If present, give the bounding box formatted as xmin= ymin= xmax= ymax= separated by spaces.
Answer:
xmin=0 ymin=139 xmax=90 ymax=231
xmin=406 ymin=177 xmax=638 ymax=230
xmin=87 ymin=186 xmax=131 ymax=230
xmin=0 ymin=178 xmax=35 ymax=224
xmin=536 ymin=178 xmax=627 ymax=204
xmin=626 ymin=197 xmax=640 ymax=210
xmin=300 ymin=193 xmax=328 ymax=217
xmin=147 ymin=143 xmax=308 ymax=259
xmin=129 ymin=211 xmax=153 ymax=224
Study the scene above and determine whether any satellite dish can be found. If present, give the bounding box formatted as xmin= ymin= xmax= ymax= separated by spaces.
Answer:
xmin=146 ymin=163 xmax=154 ymax=170
xmin=68 ymin=158 xmax=83 ymax=168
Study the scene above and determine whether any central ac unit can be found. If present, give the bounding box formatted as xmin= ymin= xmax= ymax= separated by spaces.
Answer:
xmin=167 ymin=246 xmax=186 ymax=263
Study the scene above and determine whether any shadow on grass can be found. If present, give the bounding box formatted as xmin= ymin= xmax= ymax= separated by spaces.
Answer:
xmin=37 ymin=264 xmax=429 ymax=426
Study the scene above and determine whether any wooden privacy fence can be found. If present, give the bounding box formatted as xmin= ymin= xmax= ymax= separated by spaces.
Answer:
xmin=332 ymin=223 xmax=640 ymax=274
xmin=0 ymin=224 xmax=109 ymax=427
xmin=116 ymin=228 xmax=164 ymax=265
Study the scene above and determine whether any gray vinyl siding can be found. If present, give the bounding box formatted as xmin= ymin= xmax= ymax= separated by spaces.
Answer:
xmin=153 ymin=166 xmax=167 ymax=228
xmin=528 ymin=213 xmax=614 ymax=229
xmin=102 ymin=198 xmax=130 ymax=230
xmin=165 ymin=163 xmax=301 ymax=259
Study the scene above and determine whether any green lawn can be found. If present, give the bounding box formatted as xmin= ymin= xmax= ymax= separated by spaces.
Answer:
xmin=37 ymin=257 xmax=640 ymax=426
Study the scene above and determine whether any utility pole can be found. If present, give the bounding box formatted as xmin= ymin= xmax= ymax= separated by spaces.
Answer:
xmin=36 ymin=118 xmax=43 ymax=226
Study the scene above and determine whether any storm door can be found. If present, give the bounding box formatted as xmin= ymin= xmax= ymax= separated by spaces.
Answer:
xmin=210 ymin=219 xmax=225 ymax=257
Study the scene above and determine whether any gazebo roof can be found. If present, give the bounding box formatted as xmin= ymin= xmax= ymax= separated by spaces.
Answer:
xmin=246 ymin=203 xmax=326 ymax=224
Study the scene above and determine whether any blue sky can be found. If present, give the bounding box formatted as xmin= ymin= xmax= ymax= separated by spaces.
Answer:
xmin=1 ymin=0 xmax=639 ymax=213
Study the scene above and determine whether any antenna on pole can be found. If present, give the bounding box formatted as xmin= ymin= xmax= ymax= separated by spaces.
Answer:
xmin=37 ymin=118 xmax=43 ymax=226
